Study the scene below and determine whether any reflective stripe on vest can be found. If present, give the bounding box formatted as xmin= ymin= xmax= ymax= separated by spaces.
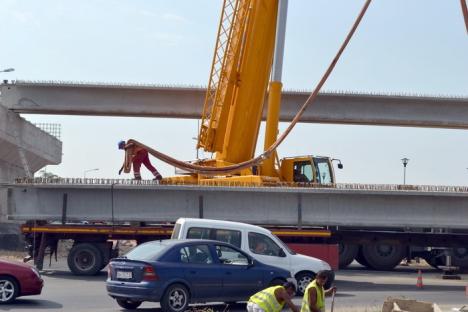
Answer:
xmin=249 ymin=286 xmax=285 ymax=312
xmin=301 ymin=280 xmax=325 ymax=312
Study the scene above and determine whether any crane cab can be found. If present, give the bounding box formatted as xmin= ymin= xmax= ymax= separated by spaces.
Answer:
xmin=280 ymin=156 xmax=342 ymax=184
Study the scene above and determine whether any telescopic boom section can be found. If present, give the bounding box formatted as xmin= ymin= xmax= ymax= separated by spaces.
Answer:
xmin=198 ymin=0 xmax=279 ymax=165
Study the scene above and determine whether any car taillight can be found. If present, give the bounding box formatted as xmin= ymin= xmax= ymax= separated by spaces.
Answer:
xmin=143 ymin=265 xmax=158 ymax=281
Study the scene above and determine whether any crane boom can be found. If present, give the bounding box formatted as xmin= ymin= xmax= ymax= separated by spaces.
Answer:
xmin=198 ymin=0 xmax=279 ymax=165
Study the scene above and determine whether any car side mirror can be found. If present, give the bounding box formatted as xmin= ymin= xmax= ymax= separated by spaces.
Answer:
xmin=248 ymin=258 xmax=256 ymax=268
xmin=279 ymin=249 xmax=286 ymax=258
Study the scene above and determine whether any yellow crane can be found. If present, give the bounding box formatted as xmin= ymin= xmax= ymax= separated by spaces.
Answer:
xmin=124 ymin=0 xmax=377 ymax=185
xmin=168 ymin=0 xmax=341 ymax=185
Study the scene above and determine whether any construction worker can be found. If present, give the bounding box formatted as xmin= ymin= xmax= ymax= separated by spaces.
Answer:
xmin=247 ymin=281 xmax=299 ymax=312
xmin=118 ymin=140 xmax=162 ymax=181
xmin=301 ymin=270 xmax=336 ymax=312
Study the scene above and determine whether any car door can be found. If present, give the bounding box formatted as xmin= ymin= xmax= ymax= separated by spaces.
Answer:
xmin=247 ymin=232 xmax=291 ymax=271
xmin=214 ymin=244 xmax=263 ymax=300
xmin=178 ymin=244 xmax=222 ymax=300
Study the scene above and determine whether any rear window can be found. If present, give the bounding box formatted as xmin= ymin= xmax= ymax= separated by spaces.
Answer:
xmin=187 ymin=227 xmax=242 ymax=248
xmin=125 ymin=241 xmax=169 ymax=261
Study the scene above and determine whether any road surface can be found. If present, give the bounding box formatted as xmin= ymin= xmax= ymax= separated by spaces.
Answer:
xmin=2 ymin=261 xmax=467 ymax=311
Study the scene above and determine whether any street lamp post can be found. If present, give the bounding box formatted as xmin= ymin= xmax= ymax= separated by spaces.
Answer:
xmin=83 ymin=168 xmax=99 ymax=178
xmin=401 ymin=158 xmax=409 ymax=185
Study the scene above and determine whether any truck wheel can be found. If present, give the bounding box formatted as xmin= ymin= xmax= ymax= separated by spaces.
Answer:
xmin=295 ymin=272 xmax=315 ymax=296
xmin=355 ymin=247 xmax=370 ymax=268
xmin=449 ymin=247 xmax=468 ymax=272
xmin=361 ymin=242 xmax=405 ymax=270
xmin=67 ymin=243 xmax=104 ymax=276
xmin=339 ymin=243 xmax=358 ymax=268
xmin=116 ymin=298 xmax=142 ymax=310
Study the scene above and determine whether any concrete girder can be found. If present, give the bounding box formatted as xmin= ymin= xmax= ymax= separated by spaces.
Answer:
xmin=2 ymin=81 xmax=468 ymax=129
xmin=6 ymin=182 xmax=468 ymax=230
xmin=0 ymin=104 xmax=62 ymax=176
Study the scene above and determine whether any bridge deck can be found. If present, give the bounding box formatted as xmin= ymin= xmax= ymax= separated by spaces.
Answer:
xmin=4 ymin=179 xmax=468 ymax=230
xmin=3 ymin=81 xmax=468 ymax=128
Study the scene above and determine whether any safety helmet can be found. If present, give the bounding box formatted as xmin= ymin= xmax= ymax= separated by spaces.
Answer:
xmin=118 ymin=140 xmax=126 ymax=150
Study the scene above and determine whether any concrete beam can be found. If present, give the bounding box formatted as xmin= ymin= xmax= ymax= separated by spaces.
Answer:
xmin=0 ymin=104 xmax=62 ymax=174
xmin=6 ymin=182 xmax=468 ymax=230
xmin=2 ymin=81 xmax=468 ymax=129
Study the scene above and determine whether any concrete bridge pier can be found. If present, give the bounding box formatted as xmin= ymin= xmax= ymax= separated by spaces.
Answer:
xmin=0 ymin=102 xmax=62 ymax=249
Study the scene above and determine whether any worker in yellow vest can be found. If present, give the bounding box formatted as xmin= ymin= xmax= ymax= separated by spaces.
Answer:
xmin=301 ymin=271 xmax=336 ymax=312
xmin=247 ymin=281 xmax=299 ymax=312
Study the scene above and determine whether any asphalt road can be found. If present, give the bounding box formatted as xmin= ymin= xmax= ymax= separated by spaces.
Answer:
xmin=1 ymin=261 xmax=467 ymax=312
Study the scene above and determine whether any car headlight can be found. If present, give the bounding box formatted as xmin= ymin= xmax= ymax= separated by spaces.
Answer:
xmin=31 ymin=267 xmax=42 ymax=279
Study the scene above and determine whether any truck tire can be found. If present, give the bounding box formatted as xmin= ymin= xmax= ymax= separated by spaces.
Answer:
xmin=361 ymin=242 xmax=405 ymax=270
xmin=339 ymin=243 xmax=358 ymax=268
xmin=355 ymin=247 xmax=370 ymax=268
xmin=67 ymin=243 xmax=104 ymax=276
xmin=449 ymin=247 xmax=468 ymax=272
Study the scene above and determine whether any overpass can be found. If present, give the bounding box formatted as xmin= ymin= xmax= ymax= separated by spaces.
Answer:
xmin=2 ymin=80 xmax=468 ymax=128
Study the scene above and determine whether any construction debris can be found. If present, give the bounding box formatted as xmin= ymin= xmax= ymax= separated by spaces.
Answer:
xmin=382 ymin=298 xmax=442 ymax=312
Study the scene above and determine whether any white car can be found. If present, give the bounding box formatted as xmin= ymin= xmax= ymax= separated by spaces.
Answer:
xmin=171 ymin=218 xmax=334 ymax=294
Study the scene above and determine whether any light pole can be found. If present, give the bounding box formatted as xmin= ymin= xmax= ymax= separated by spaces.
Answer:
xmin=401 ymin=158 xmax=409 ymax=185
xmin=0 ymin=68 xmax=14 ymax=73
xmin=83 ymin=168 xmax=99 ymax=178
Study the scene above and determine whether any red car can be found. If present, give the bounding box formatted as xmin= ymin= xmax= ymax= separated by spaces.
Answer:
xmin=0 ymin=259 xmax=43 ymax=303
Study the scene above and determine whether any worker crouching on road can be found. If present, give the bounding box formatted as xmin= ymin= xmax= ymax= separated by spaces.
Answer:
xmin=118 ymin=140 xmax=162 ymax=181
xmin=247 ymin=281 xmax=299 ymax=312
xmin=301 ymin=270 xmax=336 ymax=312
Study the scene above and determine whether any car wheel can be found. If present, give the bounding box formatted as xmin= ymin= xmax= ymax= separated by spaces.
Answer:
xmin=0 ymin=276 xmax=19 ymax=304
xmin=116 ymin=298 xmax=142 ymax=310
xmin=295 ymin=272 xmax=315 ymax=296
xmin=67 ymin=243 xmax=104 ymax=276
xmin=161 ymin=284 xmax=189 ymax=312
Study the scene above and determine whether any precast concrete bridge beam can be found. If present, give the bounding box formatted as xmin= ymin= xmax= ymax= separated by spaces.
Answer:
xmin=0 ymin=104 xmax=62 ymax=175
xmin=2 ymin=81 xmax=468 ymax=129
xmin=6 ymin=181 xmax=468 ymax=230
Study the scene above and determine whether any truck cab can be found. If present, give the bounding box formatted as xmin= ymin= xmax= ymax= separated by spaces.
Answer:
xmin=280 ymin=156 xmax=342 ymax=184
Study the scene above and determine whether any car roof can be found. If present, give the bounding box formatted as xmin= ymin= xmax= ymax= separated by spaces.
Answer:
xmin=176 ymin=218 xmax=272 ymax=235
xmin=146 ymin=239 xmax=238 ymax=247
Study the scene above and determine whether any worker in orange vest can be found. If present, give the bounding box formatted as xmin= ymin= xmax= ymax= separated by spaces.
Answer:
xmin=118 ymin=140 xmax=162 ymax=181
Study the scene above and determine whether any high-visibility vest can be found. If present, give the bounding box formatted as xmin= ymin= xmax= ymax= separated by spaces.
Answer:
xmin=249 ymin=286 xmax=285 ymax=312
xmin=301 ymin=280 xmax=325 ymax=312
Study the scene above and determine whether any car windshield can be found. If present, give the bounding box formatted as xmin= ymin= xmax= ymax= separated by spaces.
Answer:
xmin=124 ymin=241 xmax=169 ymax=261
xmin=272 ymin=234 xmax=296 ymax=255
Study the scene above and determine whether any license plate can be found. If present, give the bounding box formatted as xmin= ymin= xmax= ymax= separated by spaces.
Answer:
xmin=116 ymin=271 xmax=132 ymax=279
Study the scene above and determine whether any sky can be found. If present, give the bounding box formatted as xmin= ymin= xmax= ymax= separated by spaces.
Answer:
xmin=1 ymin=0 xmax=467 ymax=185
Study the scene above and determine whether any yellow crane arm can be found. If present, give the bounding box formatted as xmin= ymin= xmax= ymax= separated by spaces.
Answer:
xmin=197 ymin=0 xmax=279 ymax=165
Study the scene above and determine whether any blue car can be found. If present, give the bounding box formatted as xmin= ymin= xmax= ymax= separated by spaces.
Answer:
xmin=106 ymin=239 xmax=292 ymax=311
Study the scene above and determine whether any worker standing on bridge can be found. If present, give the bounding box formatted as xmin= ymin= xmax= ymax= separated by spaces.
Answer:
xmin=301 ymin=270 xmax=336 ymax=312
xmin=118 ymin=140 xmax=162 ymax=181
